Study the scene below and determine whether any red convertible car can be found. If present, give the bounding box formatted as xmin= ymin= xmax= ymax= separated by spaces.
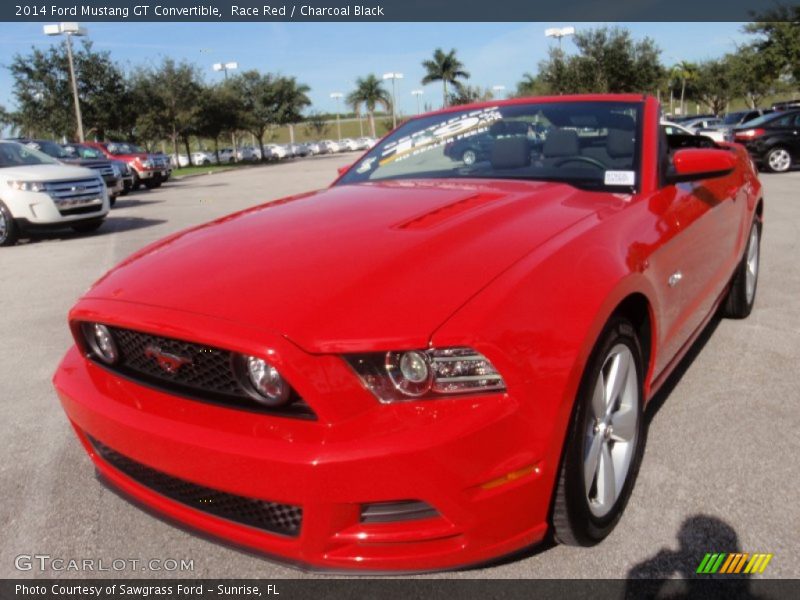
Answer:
xmin=53 ymin=95 xmax=762 ymax=571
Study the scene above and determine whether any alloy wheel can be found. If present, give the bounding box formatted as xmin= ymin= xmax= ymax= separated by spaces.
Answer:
xmin=463 ymin=150 xmax=477 ymax=166
xmin=768 ymin=149 xmax=791 ymax=172
xmin=583 ymin=344 xmax=640 ymax=518
xmin=745 ymin=224 xmax=760 ymax=305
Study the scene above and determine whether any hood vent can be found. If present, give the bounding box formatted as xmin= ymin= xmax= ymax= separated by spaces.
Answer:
xmin=395 ymin=193 xmax=503 ymax=230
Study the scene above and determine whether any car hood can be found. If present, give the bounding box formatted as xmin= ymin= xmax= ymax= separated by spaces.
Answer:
xmin=86 ymin=179 xmax=607 ymax=352
xmin=1 ymin=164 xmax=99 ymax=181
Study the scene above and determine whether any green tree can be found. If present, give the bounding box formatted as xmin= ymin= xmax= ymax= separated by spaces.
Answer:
xmin=745 ymin=6 xmax=800 ymax=87
xmin=304 ymin=112 xmax=330 ymax=138
xmin=229 ymin=71 xmax=310 ymax=159
xmin=131 ymin=59 xmax=203 ymax=165
xmin=537 ymin=27 xmax=664 ymax=95
xmin=347 ymin=74 xmax=392 ymax=138
xmin=8 ymin=40 xmax=132 ymax=140
xmin=421 ymin=48 xmax=470 ymax=108
xmin=693 ymin=59 xmax=739 ymax=116
xmin=727 ymin=47 xmax=776 ymax=108
xmin=671 ymin=61 xmax=698 ymax=116
xmin=448 ymin=85 xmax=494 ymax=106
xmin=194 ymin=83 xmax=240 ymax=163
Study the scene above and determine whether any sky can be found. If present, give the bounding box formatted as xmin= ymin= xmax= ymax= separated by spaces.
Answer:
xmin=0 ymin=22 xmax=751 ymax=116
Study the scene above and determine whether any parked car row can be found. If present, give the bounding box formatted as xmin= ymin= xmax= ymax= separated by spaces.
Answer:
xmin=665 ymin=103 xmax=800 ymax=173
xmin=170 ymin=137 xmax=378 ymax=167
xmin=0 ymin=137 xmax=176 ymax=247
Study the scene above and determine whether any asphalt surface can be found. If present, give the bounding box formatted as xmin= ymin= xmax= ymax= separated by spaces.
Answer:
xmin=1 ymin=155 xmax=798 ymax=579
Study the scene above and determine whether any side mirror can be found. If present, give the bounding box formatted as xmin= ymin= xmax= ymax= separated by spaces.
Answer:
xmin=668 ymin=148 xmax=736 ymax=184
xmin=337 ymin=165 xmax=351 ymax=176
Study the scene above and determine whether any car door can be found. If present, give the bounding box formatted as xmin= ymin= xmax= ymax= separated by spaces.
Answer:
xmin=647 ymin=137 xmax=742 ymax=373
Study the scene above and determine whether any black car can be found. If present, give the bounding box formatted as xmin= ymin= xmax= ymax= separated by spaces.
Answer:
xmin=443 ymin=121 xmax=533 ymax=166
xmin=733 ymin=109 xmax=800 ymax=173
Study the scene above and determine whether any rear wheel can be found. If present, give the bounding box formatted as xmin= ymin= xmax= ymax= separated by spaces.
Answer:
xmin=553 ymin=317 xmax=646 ymax=546
xmin=0 ymin=201 xmax=19 ymax=247
xmin=722 ymin=218 xmax=761 ymax=319
xmin=764 ymin=147 xmax=792 ymax=173
xmin=71 ymin=218 xmax=105 ymax=234
xmin=462 ymin=149 xmax=477 ymax=166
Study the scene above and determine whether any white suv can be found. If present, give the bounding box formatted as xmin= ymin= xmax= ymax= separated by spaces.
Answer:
xmin=0 ymin=141 xmax=110 ymax=247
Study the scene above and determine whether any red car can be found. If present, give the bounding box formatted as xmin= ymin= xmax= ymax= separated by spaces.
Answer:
xmin=53 ymin=95 xmax=762 ymax=571
xmin=83 ymin=141 xmax=170 ymax=190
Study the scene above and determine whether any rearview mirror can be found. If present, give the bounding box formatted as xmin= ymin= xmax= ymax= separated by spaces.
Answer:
xmin=668 ymin=148 xmax=736 ymax=184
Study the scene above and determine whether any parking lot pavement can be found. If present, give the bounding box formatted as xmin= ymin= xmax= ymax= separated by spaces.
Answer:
xmin=0 ymin=158 xmax=797 ymax=579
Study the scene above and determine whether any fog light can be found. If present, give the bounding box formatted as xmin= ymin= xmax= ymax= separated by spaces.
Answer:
xmin=82 ymin=322 xmax=118 ymax=365
xmin=244 ymin=356 xmax=290 ymax=406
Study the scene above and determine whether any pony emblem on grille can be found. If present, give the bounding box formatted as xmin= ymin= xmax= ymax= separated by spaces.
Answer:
xmin=144 ymin=345 xmax=192 ymax=374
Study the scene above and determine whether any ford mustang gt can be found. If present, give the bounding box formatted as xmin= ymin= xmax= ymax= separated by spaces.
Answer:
xmin=53 ymin=95 xmax=763 ymax=571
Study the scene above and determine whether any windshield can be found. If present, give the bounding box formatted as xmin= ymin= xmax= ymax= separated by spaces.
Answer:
xmin=106 ymin=142 xmax=145 ymax=155
xmin=25 ymin=140 xmax=70 ymax=159
xmin=0 ymin=142 xmax=59 ymax=167
xmin=337 ymin=101 xmax=642 ymax=191
xmin=723 ymin=112 xmax=746 ymax=125
xmin=65 ymin=144 xmax=105 ymax=159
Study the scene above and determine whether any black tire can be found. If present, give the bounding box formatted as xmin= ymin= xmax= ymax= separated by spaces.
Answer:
xmin=120 ymin=184 xmax=130 ymax=197
xmin=0 ymin=201 xmax=19 ymax=247
xmin=552 ymin=317 xmax=646 ymax=546
xmin=763 ymin=146 xmax=792 ymax=173
xmin=71 ymin=218 xmax=105 ymax=234
xmin=462 ymin=149 xmax=477 ymax=166
xmin=109 ymin=195 xmax=117 ymax=208
xmin=131 ymin=172 xmax=142 ymax=191
xmin=144 ymin=179 xmax=160 ymax=190
xmin=722 ymin=218 xmax=761 ymax=319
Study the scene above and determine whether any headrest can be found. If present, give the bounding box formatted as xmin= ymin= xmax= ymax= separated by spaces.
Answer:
xmin=607 ymin=129 xmax=635 ymax=158
xmin=543 ymin=129 xmax=579 ymax=157
xmin=491 ymin=137 xmax=530 ymax=169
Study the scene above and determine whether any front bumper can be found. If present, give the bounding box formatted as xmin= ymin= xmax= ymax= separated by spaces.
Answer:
xmin=52 ymin=303 xmax=553 ymax=571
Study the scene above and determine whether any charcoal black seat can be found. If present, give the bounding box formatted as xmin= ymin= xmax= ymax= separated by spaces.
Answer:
xmin=491 ymin=137 xmax=530 ymax=170
xmin=542 ymin=129 xmax=580 ymax=166
xmin=583 ymin=113 xmax=636 ymax=168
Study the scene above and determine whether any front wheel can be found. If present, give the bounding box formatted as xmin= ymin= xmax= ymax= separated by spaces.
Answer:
xmin=722 ymin=218 xmax=761 ymax=319
xmin=553 ymin=317 xmax=646 ymax=546
xmin=764 ymin=147 xmax=792 ymax=173
xmin=462 ymin=149 xmax=477 ymax=166
xmin=0 ymin=201 xmax=19 ymax=247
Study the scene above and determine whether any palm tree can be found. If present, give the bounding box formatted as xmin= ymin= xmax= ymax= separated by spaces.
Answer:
xmin=671 ymin=61 xmax=697 ymax=117
xmin=346 ymin=74 xmax=391 ymax=138
xmin=421 ymin=48 xmax=470 ymax=108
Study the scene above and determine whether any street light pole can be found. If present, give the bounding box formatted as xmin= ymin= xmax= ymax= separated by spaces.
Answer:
xmin=382 ymin=72 xmax=403 ymax=129
xmin=330 ymin=92 xmax=343 ymax=141
xmin=545 ymin=26 xmax=575 ymax=50
xmin=44 ymin=22 xmax=87 ymax=142
xmin=411 ymin=90 xmax=423 ymax=115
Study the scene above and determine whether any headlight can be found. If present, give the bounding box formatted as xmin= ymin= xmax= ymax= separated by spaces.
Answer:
xmin=140 ymin=159 xmax=154 ymax=169
xmin=236 ymin=355 xmax=291 ymax=406
xmin=7 ymin=180 xmax=46 ymax=193
xmin=346 ymin=347 xmax=505 ymax=403
xmin=81 ymin=322 xmax=119 ymax=365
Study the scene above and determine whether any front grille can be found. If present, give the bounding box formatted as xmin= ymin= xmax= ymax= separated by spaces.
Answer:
xmin=90 ymin=164 xmax=115 ymax=178
xmin=45 ymin=178 xmax=104 ymax=203
xmin=89 ymin=436 xmax=303 ymax=537
xmin=96 ymin=326 xmax=315 ymax=419
xmin=59 ymin=204 xmax=105 ymax=216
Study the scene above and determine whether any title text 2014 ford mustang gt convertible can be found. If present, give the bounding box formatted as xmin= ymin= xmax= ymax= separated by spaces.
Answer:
xmin=53 ymin=95 xmax=763 ymax=571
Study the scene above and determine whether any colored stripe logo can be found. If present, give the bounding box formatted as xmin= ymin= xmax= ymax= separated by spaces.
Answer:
xmin=696 ymin=552 xmax=773 ymax=574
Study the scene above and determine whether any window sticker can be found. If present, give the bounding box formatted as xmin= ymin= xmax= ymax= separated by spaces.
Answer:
xmin=604 ymin=170 xmax=636 ymax=186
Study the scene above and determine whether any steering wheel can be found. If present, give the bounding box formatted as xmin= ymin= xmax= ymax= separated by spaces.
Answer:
xmin=554 ymin=156 xmax=606 ymax=169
